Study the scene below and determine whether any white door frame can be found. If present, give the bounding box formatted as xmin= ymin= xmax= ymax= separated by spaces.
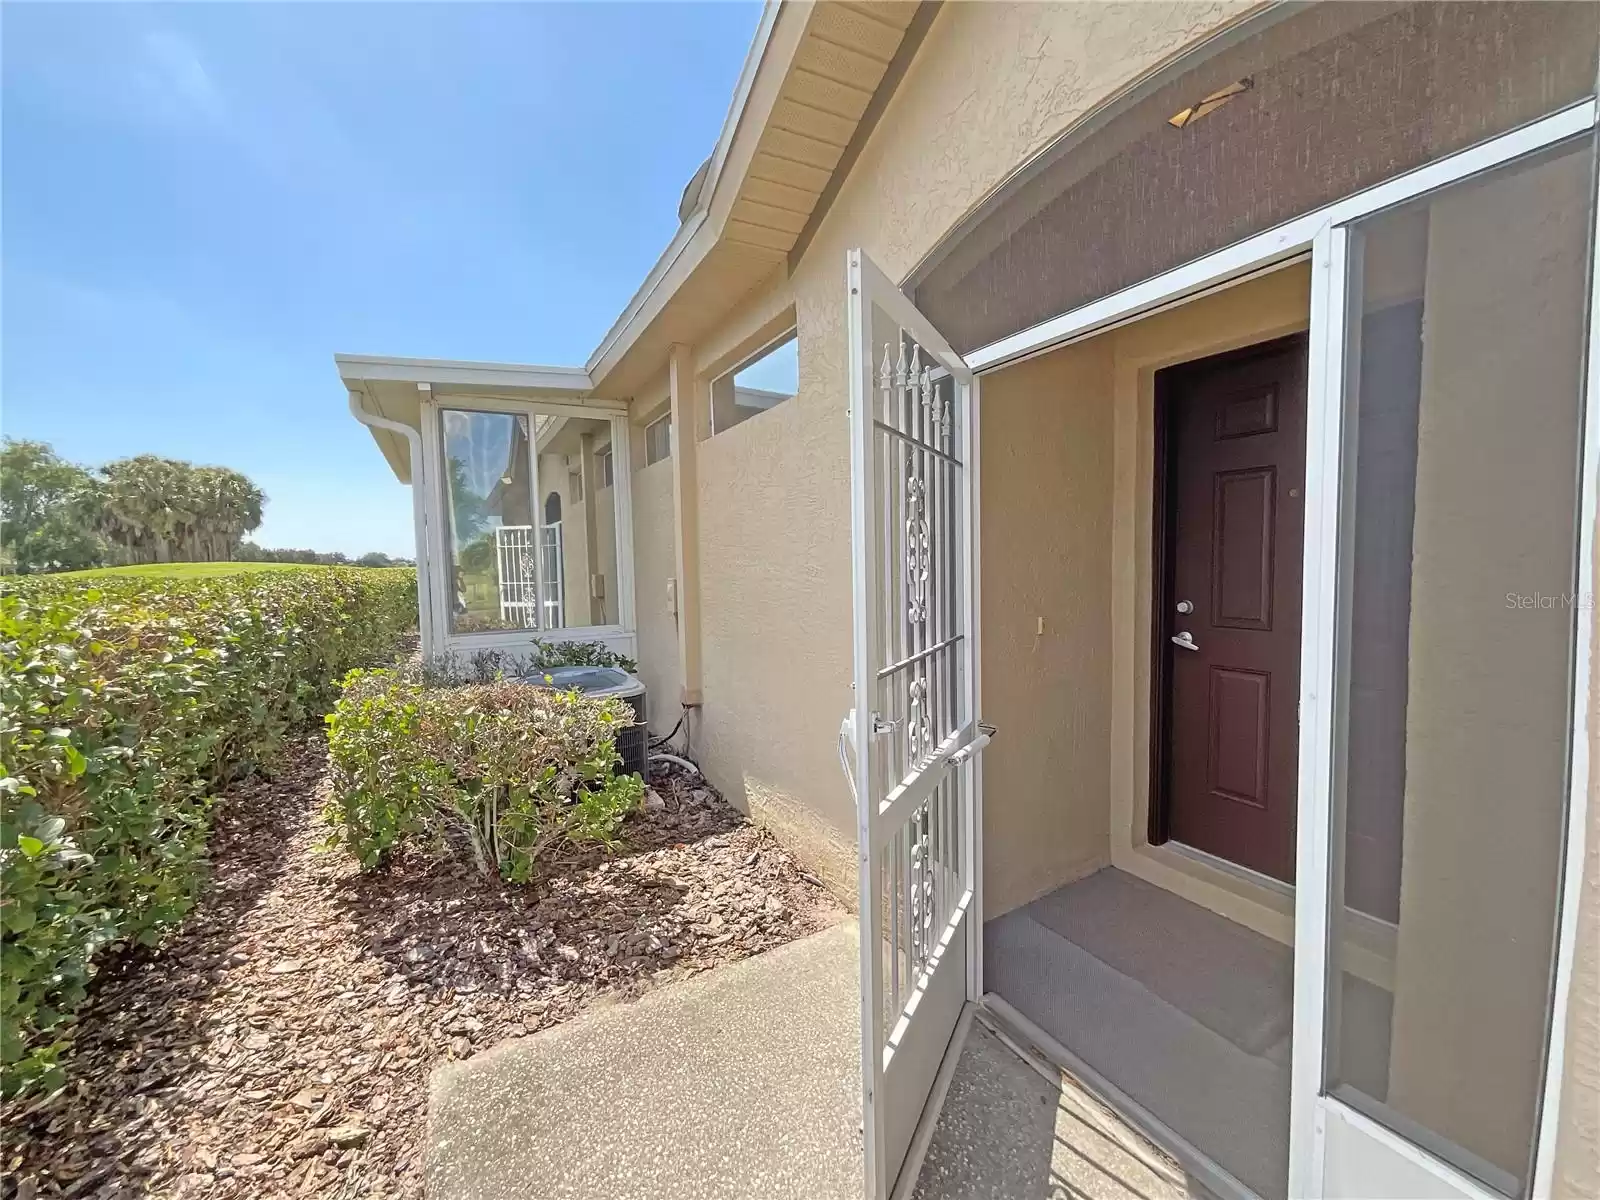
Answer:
xmin=958 ymin=98 xmax=1599 ymax=1200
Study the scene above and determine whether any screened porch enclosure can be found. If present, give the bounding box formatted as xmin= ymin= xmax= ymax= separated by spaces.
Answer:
xmin=337 ymin=358 xmax=637 ymax=666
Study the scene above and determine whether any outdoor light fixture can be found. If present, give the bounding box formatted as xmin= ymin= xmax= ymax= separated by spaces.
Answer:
xmin=1169 ymin=77 xmax=1253 ymax=128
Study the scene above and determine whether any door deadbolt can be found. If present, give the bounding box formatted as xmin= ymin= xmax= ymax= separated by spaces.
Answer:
xmin=1176 ymin=600 xmax=1194 ymax=614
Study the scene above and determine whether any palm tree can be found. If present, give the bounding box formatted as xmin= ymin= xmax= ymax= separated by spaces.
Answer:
xmin=98 ymin=456 xmax=265 ymax=564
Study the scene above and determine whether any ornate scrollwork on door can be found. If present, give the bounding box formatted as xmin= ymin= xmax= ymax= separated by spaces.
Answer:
xmin=907 ymin=675 xmax=932 ymax=766
xmin=904 ymin=468 xmax=930 ymax=626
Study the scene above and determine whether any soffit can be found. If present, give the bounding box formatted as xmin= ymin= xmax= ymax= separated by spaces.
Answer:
xmin=591 ymin=1 xmax=921 ymax=396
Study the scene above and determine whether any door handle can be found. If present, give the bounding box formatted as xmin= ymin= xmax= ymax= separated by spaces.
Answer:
xmin=948 ymin=724 xmax=997 ymax=769
xmin=1171 ymin=631 xmax=1199 ymax=652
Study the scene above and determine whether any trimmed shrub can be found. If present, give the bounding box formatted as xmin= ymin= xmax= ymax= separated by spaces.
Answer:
xmin=420 ymin=641 xmax=638 ymax=687
xmin=324 ymin=668 xmax=643 ymax=883
xmin=0 ymin=568 xmax=416 ymax=1097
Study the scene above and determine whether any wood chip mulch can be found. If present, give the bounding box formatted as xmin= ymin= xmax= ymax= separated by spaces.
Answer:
xmin=0 ymin=740 xmax=844 ymax=1200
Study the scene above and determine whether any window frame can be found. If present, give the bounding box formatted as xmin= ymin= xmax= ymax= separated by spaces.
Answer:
xmin=644 ymin=411 xmax=673 ymax=465
xmin=420 ymin=392 xmax=636 ymax=660
xmin=710 ymin=328 xmax=799 ymax=435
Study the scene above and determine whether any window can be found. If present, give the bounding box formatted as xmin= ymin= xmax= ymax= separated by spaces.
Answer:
xmin=645 ymin=413 xmax=672 ymax=465
xmin=711 ymin=332 xmax=797 ymax=434
xmin=439 ymin=408 xmax=622 ymax=634
xmin=596 ymin=446 xmax=614 ymax=489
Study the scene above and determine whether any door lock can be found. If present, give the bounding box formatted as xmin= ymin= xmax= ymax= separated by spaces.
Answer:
xmin=1171 ymin=631 xmax=1200 ymax=652
xmin=1176 ymin=600 xmax=1194 ymax=614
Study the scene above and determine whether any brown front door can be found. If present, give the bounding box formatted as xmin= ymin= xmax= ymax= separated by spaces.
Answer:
xmin=1157 ymin=334 xmax=1307 ymax=884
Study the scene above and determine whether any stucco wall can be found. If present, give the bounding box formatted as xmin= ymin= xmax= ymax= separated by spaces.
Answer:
xmin=694 ymin=360 xmax=858 ymax=901
xmin=627 ymin=0 xmax=1600 ymax=1184
xmin=593 ymin=481 xmax=619 ymax=626
xmin=979 ymin=337 xmax=1116 ymax=917
xmin=656 ymin=3 xmax=1251 ymax=903
xmin=539 ymin=451 xmax=588 ymax=626
xmin=975 ymin=265 xmax=1309 ymax=921
xmin=795 ymin=1 xmax=1250 ymax=289
xmin=630 ymin=456 xmax=681 ymax=737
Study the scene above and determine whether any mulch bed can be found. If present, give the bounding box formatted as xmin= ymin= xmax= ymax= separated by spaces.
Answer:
xmin=0 ymin=741 xmax=843 ymax=1199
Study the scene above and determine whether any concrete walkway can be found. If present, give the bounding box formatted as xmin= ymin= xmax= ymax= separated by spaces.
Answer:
xmin=915 ymin=1015 xmax=1193 ymax=1200
xmin=426 ymin=922 xmax=863 ymax=1200
xmin=426 ymin=919 xmax=1201 ymax=1200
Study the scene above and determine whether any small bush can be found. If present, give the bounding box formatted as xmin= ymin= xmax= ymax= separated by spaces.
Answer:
xmin=324 ymin=668 xmax=643 ymax=883
xmin=0 ymin=568 xmax=416 ymax=1097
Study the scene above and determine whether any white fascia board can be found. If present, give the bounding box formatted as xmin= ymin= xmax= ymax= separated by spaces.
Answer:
xmin=692 ymin=0 xmax=782 ymax=222
xmin=335 ymin=353 xmax=593 ymax=394
xmin=583 ymin=211 xmax=713 ymax=386
xmin=583 ymin=1 xmax=785 ymax=385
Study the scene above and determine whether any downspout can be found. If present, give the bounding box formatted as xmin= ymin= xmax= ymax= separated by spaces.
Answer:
xmin=348 ymin=386 xmax=437 ymax=661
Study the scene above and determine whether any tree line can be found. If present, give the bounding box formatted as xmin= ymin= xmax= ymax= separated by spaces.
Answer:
xmin=0 ymin=439 xmax=408 ymax=574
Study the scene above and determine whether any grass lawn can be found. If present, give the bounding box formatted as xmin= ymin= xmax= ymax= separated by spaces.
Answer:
xmin=48 ymin=561 xmax=330 ymax=580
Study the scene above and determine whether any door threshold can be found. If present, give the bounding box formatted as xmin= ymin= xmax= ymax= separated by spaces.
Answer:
xmin=1166 ymin=841 xmax=1295 ymax=901
xmin=980 ymin=992 xmax=1265 ymax=1200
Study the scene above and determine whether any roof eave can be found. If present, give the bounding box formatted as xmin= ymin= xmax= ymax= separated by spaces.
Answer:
xmin=583 ymin=0 xmax=789 ymax=390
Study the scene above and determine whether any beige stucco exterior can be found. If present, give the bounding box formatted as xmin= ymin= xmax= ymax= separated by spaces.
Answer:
xmin=614 ymin=3 xmax=1600 ymax=1190
xmin=347 ymin=1 xmax=1600 ymax=1194
xmin=630 ymin=452 xmax=682 ymax=736
xmin=634 ymin=1 xmax=1256 ymax=893
xmin=977 ymin=336 xmax=1116 ymax=917
xmin=976 ymin=264 xmax=1313 ymax=922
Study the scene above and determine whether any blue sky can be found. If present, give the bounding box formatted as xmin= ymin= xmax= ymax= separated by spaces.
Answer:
xmin=2 ymin=2 xmax=761 ymax=556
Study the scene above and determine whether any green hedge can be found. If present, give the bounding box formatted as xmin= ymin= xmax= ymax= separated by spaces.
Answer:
xmin=325 ymin=668 xmax=643 ymax=883
xmin=0 ymin=568 xmax=416 ymax=1097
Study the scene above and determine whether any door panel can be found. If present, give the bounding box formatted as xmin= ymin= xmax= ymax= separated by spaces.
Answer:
xmin=1321 ymin=1104 xmax=1480 ymax=1200
xmin=1162 ymin=335 xmax=1309 ymax=883
xmin=847 ymin=248 xmax=984 ymax=1200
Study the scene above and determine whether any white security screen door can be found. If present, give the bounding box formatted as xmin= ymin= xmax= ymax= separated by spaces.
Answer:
xmin=847 ymin=248 xmax=988 ymax=1199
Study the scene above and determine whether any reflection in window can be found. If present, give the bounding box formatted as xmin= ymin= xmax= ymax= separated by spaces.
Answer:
xmin=1325 ymin=139 xmax=1594 ymax=1197
xmin=712 ymin=332 xmax=797 ymax=434
xmin=441 ymin=409 xmax=620 ymax=634
xmin=645 ymin=413 xmax=672 ymax=465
